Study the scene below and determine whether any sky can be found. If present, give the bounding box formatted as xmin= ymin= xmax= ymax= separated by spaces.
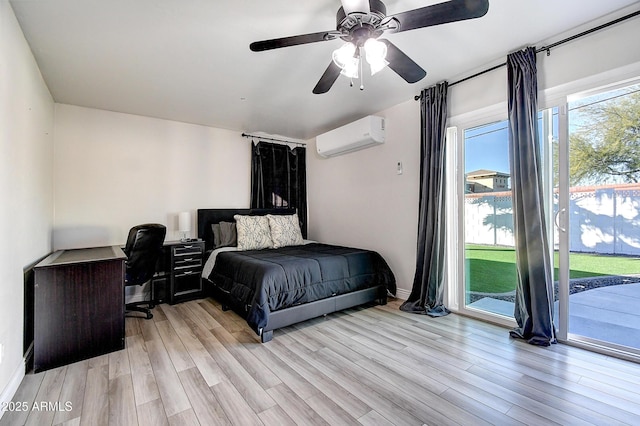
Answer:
xmin=463 ymin=83 xmax=639 ymax=181
xmin=464 ymin=120 xmax=510 ymax=175
xmin=464 ymin=109 xmax=561 ymax=177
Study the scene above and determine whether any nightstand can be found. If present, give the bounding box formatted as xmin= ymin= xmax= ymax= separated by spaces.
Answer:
xmin=152 ymin=240 xmax=205 ymax=305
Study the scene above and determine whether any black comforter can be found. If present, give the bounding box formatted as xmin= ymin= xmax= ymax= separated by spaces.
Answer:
xmin=206 ymin=243 xmax=396 ymax=334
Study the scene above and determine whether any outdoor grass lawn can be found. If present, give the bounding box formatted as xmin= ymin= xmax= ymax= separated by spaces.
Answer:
xmin=466 ymin=244 xmax=640 ymax=293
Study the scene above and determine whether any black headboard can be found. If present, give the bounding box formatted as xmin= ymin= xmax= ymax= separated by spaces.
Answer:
xmin=197 ymin=208 xmax=299 ymax=251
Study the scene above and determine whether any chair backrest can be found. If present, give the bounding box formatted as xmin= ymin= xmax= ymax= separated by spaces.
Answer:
xmin=124 ymin=223 xmax=167 ymax=286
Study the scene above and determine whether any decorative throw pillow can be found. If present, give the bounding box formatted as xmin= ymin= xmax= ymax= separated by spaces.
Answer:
xmin=267 ymin=213 xmax=303 ymax=249
xmin=219 ymin=221 xmax=237 ymax=247
xmin=234 ymin=214 xmax=273 ymax=250
xmin=211 ymin=222 xmax=236 ymax=248
xmin=211 ymin=223 xmax=221 ymax=248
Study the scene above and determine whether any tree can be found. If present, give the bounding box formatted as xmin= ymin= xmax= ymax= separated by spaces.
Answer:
xmin=569 ymin=90 xmax=640 ymax=185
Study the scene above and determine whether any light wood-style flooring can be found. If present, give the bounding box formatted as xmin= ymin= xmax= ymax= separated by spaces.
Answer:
xmin=2 ymin=298 xmax=640 ymax=425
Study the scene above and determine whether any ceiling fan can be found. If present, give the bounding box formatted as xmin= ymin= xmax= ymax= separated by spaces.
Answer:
xmin=250 ymin=0 xmax=489 ymax=94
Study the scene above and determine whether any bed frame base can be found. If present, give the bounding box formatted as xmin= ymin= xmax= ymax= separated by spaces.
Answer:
xmin=208 ymin=281 xmax=388 ymax=343
xmin=259 ymin=285 xmax=387 ymax=343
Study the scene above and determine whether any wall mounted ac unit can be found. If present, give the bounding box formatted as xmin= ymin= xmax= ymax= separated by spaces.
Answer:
xmin=316 ymin=115 xmax=385 ymax=158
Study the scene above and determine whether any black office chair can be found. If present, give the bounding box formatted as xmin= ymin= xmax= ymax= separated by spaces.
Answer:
xmin=124 ymin=223 xmax=166 ymax=319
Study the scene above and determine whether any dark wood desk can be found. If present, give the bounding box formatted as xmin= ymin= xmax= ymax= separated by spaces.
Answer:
xmin=33 ymin=246 xmax=126 ymax=372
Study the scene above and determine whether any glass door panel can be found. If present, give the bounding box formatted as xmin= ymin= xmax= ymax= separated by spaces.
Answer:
xmin=461 ymin=110 xmax=559 ymax=320
xmin=563 ymin=83 xmax=640 ymax=352
xmin=463 ymin=120 xmax=516 ymax=317
xmin=540 ymin=107 xmax=564 ymax=339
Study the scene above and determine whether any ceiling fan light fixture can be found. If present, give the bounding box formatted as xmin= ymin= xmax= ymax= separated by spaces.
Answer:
xmin=332 ymin=42 xmax=357 ymax=69
xmin=363 ymin=38 xmax=388 ymax=75
xmin=367 ymin=56 xmax=389 ymax=75
xmin=364 ymin=38 xmax=386 ymax=58
xmin=340 ymin=58 xmax=359 ymax=79
xmin=332 ymin=41 xmax=359 ymax=78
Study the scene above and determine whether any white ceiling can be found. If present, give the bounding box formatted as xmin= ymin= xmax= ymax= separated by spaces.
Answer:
xmin=9 ymin=0 xmax=640 ymax=140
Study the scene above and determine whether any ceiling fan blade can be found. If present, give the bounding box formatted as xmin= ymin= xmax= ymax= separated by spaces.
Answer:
xmin=313 ymin=61 xmax=342 ymax=94
xmin=340 ymin=0 xmax=370 ymax=15
xmin=386 ymin=0 xmax=489 ymax=34
xmin=379 ymin=39 xmax=426 ymax=83
xmin=250 ymin=31 xmax=334 ymax=52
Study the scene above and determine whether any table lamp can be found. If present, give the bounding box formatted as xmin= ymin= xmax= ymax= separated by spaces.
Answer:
xmin=178 ymin=211 xmax=191 ymax=242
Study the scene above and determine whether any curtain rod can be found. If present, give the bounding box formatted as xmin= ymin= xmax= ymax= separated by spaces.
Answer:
xmin=414 ymin=8 xmax=640 ymax=100
xmin=241 ymin=133 xmax=306 ymax=147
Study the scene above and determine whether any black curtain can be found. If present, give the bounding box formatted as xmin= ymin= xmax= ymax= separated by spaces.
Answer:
xmin=400 ymin=81 xmax=450 ymax=317
xmin=507 ymin=47 xmax=556 ymax=346
xmin=251 ymin=141 xmax=307 ymax=236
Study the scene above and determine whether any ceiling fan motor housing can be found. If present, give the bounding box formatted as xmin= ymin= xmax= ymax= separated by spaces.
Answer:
xmin=337 ymin=0 xmax=387 ymax=46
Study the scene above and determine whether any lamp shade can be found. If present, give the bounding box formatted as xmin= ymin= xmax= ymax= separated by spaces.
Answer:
xmin=332 ymin=42 xmax=359 ymax=78
xmin=364 ymin=38 xmax=388 ymax=75
xmin=332 ymin=42 xmax=356 ymax=69
xmin=178 ymin=211 xmax=191 ymax=233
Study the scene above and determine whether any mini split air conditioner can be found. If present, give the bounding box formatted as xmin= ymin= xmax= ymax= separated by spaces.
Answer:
xmin=316 ymin=115 xmax=385 ymax=158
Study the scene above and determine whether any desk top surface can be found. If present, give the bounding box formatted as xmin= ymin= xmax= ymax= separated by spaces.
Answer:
xmin=36 ymin=245 xmax=126 ymax=268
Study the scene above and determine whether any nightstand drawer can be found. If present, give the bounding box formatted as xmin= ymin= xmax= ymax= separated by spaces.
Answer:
xmin=175 ymin=269 xmax=200 ymax=279
xmin=173 ymin=265 xmax=202 ymax=277
xmin=173 ymin=271 xmax=202 ymax=297
xmin=174 ymin=257 xmax=202 ymax=270
xmin=173 ymin=244 xmax=203 ymax=257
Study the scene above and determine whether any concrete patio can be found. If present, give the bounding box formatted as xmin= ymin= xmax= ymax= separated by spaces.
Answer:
xmin=468 ymin=282 xmax=640 ymax=350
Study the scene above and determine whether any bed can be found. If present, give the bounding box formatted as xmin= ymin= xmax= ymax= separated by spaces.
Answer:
xmin=197 ymin=208 xmax=396 ymax=342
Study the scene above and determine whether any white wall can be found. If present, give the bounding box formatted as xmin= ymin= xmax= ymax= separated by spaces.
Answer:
xmin=53 ymin=104 xmax=251 ymax=249
xmin=0 ymin=0 xmax=54 ymax=410
xmin=449 ymin=6 xmax=640 ymax=118
xmin=307 ymin=101 xmax=421 ymax=299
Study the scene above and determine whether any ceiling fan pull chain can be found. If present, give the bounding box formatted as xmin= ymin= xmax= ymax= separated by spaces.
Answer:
xmin=360 ymin=48 xmax=365 ymax=90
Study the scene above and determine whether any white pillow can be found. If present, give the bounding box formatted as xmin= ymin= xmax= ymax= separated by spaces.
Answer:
xmin=267 ymin=213 xmax=304 ymax=249
xmin=234 ymin=215 xmax=273 ymax=250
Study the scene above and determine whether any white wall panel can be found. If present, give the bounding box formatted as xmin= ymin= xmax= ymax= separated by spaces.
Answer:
xmin=53 ymin=104 xmax=251 ymax=249
xmin=0 ymin=0 xmax=54 ymax=409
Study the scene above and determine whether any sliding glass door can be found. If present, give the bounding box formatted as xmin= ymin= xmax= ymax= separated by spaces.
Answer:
xmin=458 ymin=79 xmax=640 ymax=357
xmin=555 ymin=81 xmax=640 ymax=354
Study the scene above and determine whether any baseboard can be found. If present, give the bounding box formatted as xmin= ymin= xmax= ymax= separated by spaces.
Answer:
xmin=0 ymin=357 xmax=26 ymax=421
xmin=23 ymin=343 xmax=33 ymax=375
xmin=395 ymin=288 xmax=410 ymax=300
